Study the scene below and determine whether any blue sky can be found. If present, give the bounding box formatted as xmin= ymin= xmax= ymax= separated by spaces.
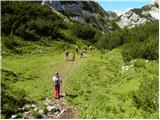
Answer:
xmin=98 ymin=0 xmax=151 ymax=11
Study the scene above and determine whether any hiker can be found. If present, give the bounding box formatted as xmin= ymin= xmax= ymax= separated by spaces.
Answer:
xmin=88 ymin=44 xmax=92 ymax=52
xmin=65 ymin=49 xmax=69 ymax=60
xmin=72 ymin=52 xmax=76 ymax=61
xmin=84 ymin=45 xmax=88 ymax=51
xmin=75 ymin=46 xmax=78 ymax=54
xmin=80 ymin=51 xmax=84 ymax=58
xmin=52 ymin=72 xmax=62 ymax=99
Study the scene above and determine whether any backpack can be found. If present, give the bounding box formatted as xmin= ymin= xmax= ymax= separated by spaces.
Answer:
xmin=54 ymin=76 xmax=60 ymax=86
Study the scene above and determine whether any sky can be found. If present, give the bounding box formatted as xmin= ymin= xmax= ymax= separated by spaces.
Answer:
xmin=98 ymin=0 xmax=151 ymax=11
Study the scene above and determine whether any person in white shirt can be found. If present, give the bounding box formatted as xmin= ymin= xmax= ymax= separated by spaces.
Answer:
xmin=52 ymin=72 xmax=62 ymax=99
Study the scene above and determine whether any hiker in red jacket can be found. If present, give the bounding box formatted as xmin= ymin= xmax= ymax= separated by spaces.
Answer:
xmin=52 ymin=72 xmax=62 ymax=99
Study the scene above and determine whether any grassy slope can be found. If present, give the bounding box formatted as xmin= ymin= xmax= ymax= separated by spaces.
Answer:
xmin=2 ymin=50 xmax=85 ymax=101
xmin=64 ymin=49 xmax=158 ymax=118
xmin=2 ymin=48 xmax=158 ymax=118
xmin=2 ymin=52 xmax=63 ymax=101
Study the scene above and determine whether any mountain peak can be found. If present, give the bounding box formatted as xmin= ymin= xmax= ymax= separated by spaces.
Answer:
xmin=116 ymin=1 xmax=159 ymax=28
xmin=151 ymin=0 xmax=159 ymax=5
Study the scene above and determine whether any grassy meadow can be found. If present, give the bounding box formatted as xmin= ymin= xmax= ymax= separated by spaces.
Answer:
xmin=1 ymin=1 xmax=158 ymax=119
xmin=2 ymin=48 xmax=158 ymax=118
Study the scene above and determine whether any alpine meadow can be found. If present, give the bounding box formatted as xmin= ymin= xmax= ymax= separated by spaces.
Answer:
xmin=1 ymin=1 xmax=159 ymax=119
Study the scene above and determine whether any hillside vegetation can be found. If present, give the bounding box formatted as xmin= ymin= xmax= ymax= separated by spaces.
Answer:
xmin=1 ymin=1 xmax=159 ymax=119
xmin=95 ymin=22 xmax=159 ymax=62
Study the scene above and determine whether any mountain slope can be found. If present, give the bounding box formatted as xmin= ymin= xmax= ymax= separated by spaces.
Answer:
xmin=42 ymin=0 xmax=119 ymax=31
xmin=116 ymin=1 xmax=159 ymax=28
xmin=107 ymin=11 xmax=118 ymax=20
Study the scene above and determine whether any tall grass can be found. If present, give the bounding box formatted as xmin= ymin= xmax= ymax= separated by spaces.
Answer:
xmin=64 ymin=50 xmax=158 ymax=118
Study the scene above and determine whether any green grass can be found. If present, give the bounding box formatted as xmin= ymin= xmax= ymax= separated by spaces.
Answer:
xmin=64 ymin=49 xmax=158 ymax=118
xmin=2 ymin=52 xmax=64 ymax=101
xmin=2 ymin=48 xmax=158 ymax=118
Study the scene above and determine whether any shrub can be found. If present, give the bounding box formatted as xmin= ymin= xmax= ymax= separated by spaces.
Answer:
xmin=122 ymin=35 xmax=158 ymax=62
xmin=1 ymin=69 xmax=29 ymax=118
xmin=96 ymin=22 xmax=159 ymax=61
xmin=132 ymin=77 xmax=158 ymax=117
xmin=71 ymin=23 xmax=97 ymax=42
xmin=2 ymin=35 xmax=19 ymax=50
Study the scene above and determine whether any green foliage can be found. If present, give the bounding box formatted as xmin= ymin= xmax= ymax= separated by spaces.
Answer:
xmin=96 ymin=22 xmax=159 ymax=61
xmin=131 ymin=60 xmax=159 ymax=118
xmin=71 ymin=23 xmax=97 ymax=43
xmin=64 ymin=50 xmax=158 ymax=118
xmin=132 ymin=79 xmax=158 ymax=114
xmin=1 ymin=1 xmax=66 ymax=39
xmin=2 ymin=35 xmax=19 ymax=51
xmin=1 ymin=1 xmax=89 ymax=56
xmin=1 ymin=69 xmax=29 ymax=118
xmin=122 ymin=35 xmax=158 ymax=62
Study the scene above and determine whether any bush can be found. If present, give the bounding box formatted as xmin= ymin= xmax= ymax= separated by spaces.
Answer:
xmin=71 ymin=23 xmax=97 ymax=42
xmin=1 ymin=69 xmax=29 ymax=118
xmin=96 ymin=22 xmax=159 ymax=61
xmin=1 ymin=1 xmax=66 ymax=39
xmin=2 ymin=35 xmax=19 ymax=50
xmin=132 ymin=77 xmax=158 ymax=117
xmin=122 ymin=35 xmax=158 ymax=62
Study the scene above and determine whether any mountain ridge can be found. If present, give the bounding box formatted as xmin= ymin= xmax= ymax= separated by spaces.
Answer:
xmin=42 ymin=0 xmax=119 ymax=31
xmin=116 ymin=0 xmax=159 ymax=28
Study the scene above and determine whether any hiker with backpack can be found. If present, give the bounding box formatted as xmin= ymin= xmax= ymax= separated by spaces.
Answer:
xmin=52 ymin=72 xmax=62 ymax=99
xmin=65 ymin=49 xmax=69 ymax=60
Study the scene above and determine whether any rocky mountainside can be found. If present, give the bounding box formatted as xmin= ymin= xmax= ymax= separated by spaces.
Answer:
xmin=116 ymin=0 xmax=159 ymax=28
xmin=42 ymin=0 xmax=119 ymax=31
xmin=107 ymin=11 xmax=118 ymax=20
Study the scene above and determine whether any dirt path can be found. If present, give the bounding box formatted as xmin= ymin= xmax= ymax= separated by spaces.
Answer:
xmin=53 ymin=57 xmax=81 ymax=119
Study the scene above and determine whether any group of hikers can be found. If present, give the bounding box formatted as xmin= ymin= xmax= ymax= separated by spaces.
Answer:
xmin=52 ymin=44 xmax=92 ymax=99
xmin=64 ymin=45 xmax=92 ymax=61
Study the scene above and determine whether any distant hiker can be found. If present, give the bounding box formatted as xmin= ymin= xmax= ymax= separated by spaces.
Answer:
xmin=65 ymin=49 xmax=69 ymax=60
xmin=84 ymin=45 xmax=87 ymax=51
xmin=88 ymin=45 xmax=92 ymax=52
xmin=75 ymin=46 xmax=79 ymax=54
xmin=80 ymin=51 xmax=84 ymax=58
xmin=72 ymin=52 xmax=76 ymax=61
xmin=52 ymin=72 xmax=62 ymax=99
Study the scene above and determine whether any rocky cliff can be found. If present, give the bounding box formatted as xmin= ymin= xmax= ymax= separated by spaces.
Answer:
xmin=116 ymin=0 xmax=159 ymax=28
xmin=42 ymin=0 xmax=119 ymax=32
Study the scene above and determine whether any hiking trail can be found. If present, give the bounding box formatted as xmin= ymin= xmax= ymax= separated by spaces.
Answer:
xmin=51 ymin=55 xmax=84 ymax=119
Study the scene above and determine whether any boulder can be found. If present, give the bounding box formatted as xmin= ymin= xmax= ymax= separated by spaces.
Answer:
xmin=11 ymin=115 xmax=17 ymax=119
xmin=23 ymin=111 xmax=31 ymax=119
xmin=46 ymin=106 xmax=56 ymax=112
xmin=38 ymin=109 xmax=44 ymax=114
xmin=31 ymin=104 xmax=36 ymax=108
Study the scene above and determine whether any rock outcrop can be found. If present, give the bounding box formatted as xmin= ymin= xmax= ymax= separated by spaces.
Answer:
xmin=42 ymin=0 xmax=119 ymax=32
xmin=116 ymin=0 xmax=159 ymax=28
